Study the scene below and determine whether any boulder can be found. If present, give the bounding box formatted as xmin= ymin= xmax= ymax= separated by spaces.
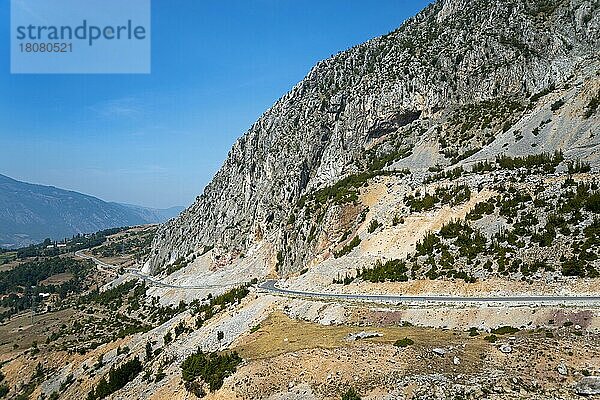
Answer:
xmin=557 ymin=363 xmax=568 ymax=376
xmin=499 ymin=344 xmax=512 ymax=354
xmin=575 ymin=376 xmax=600 ymax=396
xmin=432 ymin=348 xmax=446 ymax=356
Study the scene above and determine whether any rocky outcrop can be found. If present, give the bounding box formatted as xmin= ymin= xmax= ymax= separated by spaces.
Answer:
xmin=575 ymin=376 xmax=600 ymax=396
xmin=145 ymin=0 xmax=599 ymax=275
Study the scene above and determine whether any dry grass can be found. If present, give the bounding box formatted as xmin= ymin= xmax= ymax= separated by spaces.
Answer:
xmin=39 ymin=272 xmax=74 ymax=286
xmin=0 ymin=308 xmax=75 ymax=358
xmin=234 ymin=311 xmax=489 ymax=362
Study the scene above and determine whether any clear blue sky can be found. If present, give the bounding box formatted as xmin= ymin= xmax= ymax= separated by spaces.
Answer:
xmin=0 ymin=0 xmax=432 ymax=209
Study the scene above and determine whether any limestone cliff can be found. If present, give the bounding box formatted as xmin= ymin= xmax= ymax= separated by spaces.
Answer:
xmin=145 ymin=0 xmax=599 ymax=275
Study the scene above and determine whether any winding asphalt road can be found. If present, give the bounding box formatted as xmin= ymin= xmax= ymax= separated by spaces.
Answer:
xmin=75 ymin=250 xmax=245 ymax=290
xmin=258 ymin=280 xmax=600 ymax=305
xmin=74 ymin=250 xmax=118 ymax=276
xmin=77 ymin=251 xmax=600 ymax=305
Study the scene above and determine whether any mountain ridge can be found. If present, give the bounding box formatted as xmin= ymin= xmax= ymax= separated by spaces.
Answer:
xmin=145 ymin=0 xmax=599 ymax=275
xmin=0 ymin=173 xmax=183 ymax=248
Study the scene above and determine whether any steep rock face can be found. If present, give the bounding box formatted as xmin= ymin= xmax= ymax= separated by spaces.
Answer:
xmin=145 ymin=0 xmax=599 ymax=274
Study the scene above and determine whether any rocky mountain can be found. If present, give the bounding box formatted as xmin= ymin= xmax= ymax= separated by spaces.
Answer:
xmin=146 ymin=0 xmax=599 ymax=276
xmin=0 ymin=174 xmax=183 ymax=248
xmin=1 ymin=2 xmax=599 ymax=400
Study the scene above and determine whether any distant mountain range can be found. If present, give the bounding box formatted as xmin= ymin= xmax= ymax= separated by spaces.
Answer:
xmin=0 ymin=174 xmax=184 ymax=248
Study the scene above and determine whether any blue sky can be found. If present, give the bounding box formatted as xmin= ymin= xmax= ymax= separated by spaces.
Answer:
xmin=0 ymin=0 xmax=432 ymax=209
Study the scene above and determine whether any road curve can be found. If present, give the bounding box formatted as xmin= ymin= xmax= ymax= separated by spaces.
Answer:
xmin=259 ymin=280 xmax=600 ymax=305
xmin=75 ymin=250 xmax=245 ymax=290
xmin=75 ymin=250 xmax=118 ymax=276
xmin=76 ymin=251 xmax=600 ymax=304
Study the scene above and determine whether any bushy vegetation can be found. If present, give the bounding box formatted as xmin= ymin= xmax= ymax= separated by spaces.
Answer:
xmin=491 ymin=326 xmax=519 ymax=335
xmin=87 ymin=357 xmax=142 ymax=400
xmin=65 ymin=281 xmax=184 ymax=350
xmin=0 ymin=252 xmax=16 ymax=266
xmin=442 ymin=97 xmax=524 ymax=157
xmin=366 ymin=172 xmax=600 ymax=284
xmin=181 ymin=349 xmax=242 ymax=392
xmin=430 ymin=152 xmax=570 ymax=184
xmin=448 ymin=98 xmax=524 ymax=139
xmin=333 ymin=273 xmax=355 ymax=285
xmin=424 ymin=166 xmax=464 ymax=184
xmin=86 ymin=280 xmax=139 ymax=308
xmin=341 ymin=387 xmax=362 ymax=400
xmin=495 ymin=151 xmax=563 ymax=173
xmin=359 ymin=259 xmax=408 ymax=282
xmin=296 ymin=138 xmax=412 ymax=223
xmin=393 ymin=337 xmax=414 ymax=347
xmin=470 ymin=160 xmax=494 ymax=173
xmin=484 ymin=334 xmax=498 ymax=343
xmin=366 ymin=144 xmax=413 ymax=171
xmin=301 ymin=171 xmax=376 ymax=206
xmin=529 ymin=85 xmax=554 ymax=103
xmin=191 ymin=284 xmax=251 ymax=329
xmin=404 ymin=184 xmax=471 ymax=212
xmin=16 ymin=227 xmax=128 ymax=259
xmin=567 ymin=160 xmax=591 ymax=174
xmin=0 ymin=257 xmax=90 ymax=294
xmin=0 ymin=257 xmax=93 ymax=322
xmin=334 ymin=236 xmax=361 ymax=258
xmin=367 ymin=219 xmax=381 ymax=233
xmin=466 ymin=200 xmax=495 ymax=220
xmin=550 ymin=98 xmax=565 ymax=111
xmin=165 ymin=256 xmax=191 ymax=275
xmin=584 ymin=91 xmax=599 ymax=118
xmin=92 ymin=228 xmax=156 ymax=262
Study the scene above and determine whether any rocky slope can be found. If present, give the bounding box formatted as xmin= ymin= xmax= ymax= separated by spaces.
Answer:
xmin=146 ymin=0 xmax=599 ymax=276
xmin=2 ymin=2 xmax=600 ymax=400
xmin=0 ymin=174 xmax=183 ymax=248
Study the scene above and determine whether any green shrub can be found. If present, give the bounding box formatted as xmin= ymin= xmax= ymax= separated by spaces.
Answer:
xmin=584 ymin=91 xmax=599 ymax=118
xmin=191 ymin=285 xmax=250 ymax=328
xmin=415 ymin=232 xmax=440 ymax=256
xmin=495 ymin=151 xmax=563 ymax=173
xmin=341 ymin=387 xmax=361 ymax=400
xmin=181 ymin=349 xmax=242 ymax=392
xmin=561 ymin=258 xmax=586 ymax=277
xmin=585 ymin=192 xmax=600 ymax=213
xmin=466 ymin=200 xmax=495 ymax=220
xmin=471 ymin=161 xmax=494 ymax=173
xmin=368 ymin=219 xmax=381 ymax=233
xmin=87 ymin=358 xmax=142 ymax=400
xmin=491 ymin=326 xmax=519 ymax=335
xmin=568 ymin=160 xmax=591 ymax=174
xmin=439 ymin=220 xmax=471 ymax=239
xmin=393 ymin=337 xmax=414 ymax=347
xmin=550 ymin=99 xmax=564 ymax=111
xmin=359 ymin=259 xmax=408 ymax=282
xmin=309 ymin=172 xmax=376 ymax=206
xmin=334 ymin=236 xmax=361 ymax=258
xmin=484 ymin=334 xmax=497 ymax=343
xmin=530 ymin=85 xmax=554 ymax=103
xmin=392 ymin=214 xmax=404 ymax=226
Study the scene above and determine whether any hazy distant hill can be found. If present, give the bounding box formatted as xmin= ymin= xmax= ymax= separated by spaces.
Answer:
xmin=0 ymin=174 xmax=183 ymax=248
